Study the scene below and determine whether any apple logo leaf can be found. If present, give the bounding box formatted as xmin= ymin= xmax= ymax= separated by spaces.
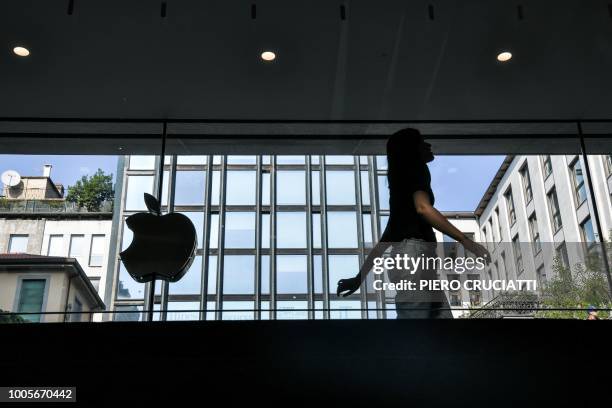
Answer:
xmin=144 ymin=193 xmax=161 ymax=216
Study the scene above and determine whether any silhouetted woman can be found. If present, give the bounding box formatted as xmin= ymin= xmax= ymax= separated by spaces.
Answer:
xmin=337 ymin=128 xmax=490 ymax=318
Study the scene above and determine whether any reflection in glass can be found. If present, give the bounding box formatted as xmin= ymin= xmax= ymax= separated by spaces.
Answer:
xmin=277 ymin=156 xmax=305 ymax=164
xmin=129 ymin=156 xmax=155 ymax=170
xmin=177 ymin=156 xmax=206 ymax=165
xmin=179 ymin=212 xmax=204 ymax=248
xmin=174 ymin=171 xmax=205 ymax=205
xmin=207 ymin=255 xmax=217 ymax=295
xmin=169 ymin=256 xmax=202 ymax=295
xmin=277 ymin=301 xmax=308 ymax=320
xmin=226 ymin=171 xmax=256 ymax=205
xmin=223 ymin=301 xmax=255 ymax=320
xmin=277 ymin=171 xmax=306 ymax=205
xmin=327 ymin=212 xmax=358 ymax=248
xmin=224 ymin=212 xmax=256 ymax=248
xmin=223 ymin=255 xmax=254 ymax=294
xmin=116 ymin=264 xmax=145 ymax=299
xmin=277 ymin=212 xmax=306 ymax=248
xmin=167 ymin=302 xmax=200 ymax=321
xmin=326 ymin=171 xmax=356 ymax=205
xmin=125 ymin=175 xmax=154 ymax=211
xmin=209 ymin=214 xmax=219 ymax=249
xmin=328 ymin=255 xmax=360 ymax=295
xmin=377 ymin=176 xmax=389 ymax=211
xmin=277 ymin=255 xmax=307 ymax=294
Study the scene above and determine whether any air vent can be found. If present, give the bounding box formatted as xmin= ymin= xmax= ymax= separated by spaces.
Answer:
xmin=161 ymin=2 xmax=167 ymax=18
xmin=428 ymin=4 xmax=435 ymax=20
xmin=517 ymin=5 xmax=524 ymax=20
xmin=251 ymin=4 xmax=257 ymax=19
xmin=340 ymin=5 xmax=346 ymax=21
xmin=67 ymin=0 xmax=74 ymax=15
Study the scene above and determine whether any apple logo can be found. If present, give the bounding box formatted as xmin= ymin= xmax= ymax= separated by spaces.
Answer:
xmin=120 ymin=193 xmax=197 ymax=283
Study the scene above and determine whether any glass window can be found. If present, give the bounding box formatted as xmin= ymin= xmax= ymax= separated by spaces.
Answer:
xmin=222 ymin=300 xmax=255 ymax=320
xmin=174 ymin=171 xmax=205 ymax=206
xmin=207 ymin=255 xmax=217 ymax=295
xmin=312 ymin=213 xmax=321 ymax=248
xmin=542 ymin=155 xmax=552 ymax=179
xmin=528 ymin=214 xmax=541 ymax=255
xmin=277 ymin=212 xmax=306 ymax=248
xmin=223 ymin=255 xmax=254 ymax=294
xmin=377 ymin=176 xmax=390 ymax=211
xmin=512 ymin=235 xmax=524 ymax=275
xmin=167 ymin=301 xmax=200 ymax=321
xmin=362 ymin=214 xmax=373 ymax=246
xmin=209 ymin=214 xmax=219 ymax=249
xmin=313 ymin=255 xmax=323 ymax=294
xmin=69 ymin=234 xmax=85 ymax=258
xmin=226 ymin=171 xmax=256 ymax=205
xmin=328 ymin=255 xmax=360 ymax=295
xmin=580 ymin=217 xmax=596 ymax=253
xmin=311 ymin=171 xmax=320 ymax=206
xmin=17 ymin=279 xmax=46 ymax=322
xmin=520 ymin=164 xmax=533 ymax=203
xmin=606 ymin=155 xmax=612 ymax=177
xmin=227 ymin=156 xmax=256 ymax=165
xmin=376 ymin=156 xmax=388 ymax=170
xmin=330 ymin=300 xmax=362 ymax=319
xmin=224 ymin=212 xmax=256 ymax=248
xmin=8 ymin=234 xmax=28 ymax=253
xmin=505 ymin=189 xmax=516 ymax=225
xmin=277 ymin=155 xmax=305 ymax=164
xmin=261 ymin=255 xmax=270 ymax=295
xmin=125 ymin=175 xmax=154 ymax=211
xmin=129 ymin=155 xmax=155 ymax=170
xmin=89 ymin=235 xmax=105 ymax=267
xmin=556 ymin=242 xmax=570 ymax=271
xmin=211 ymin=170 xmax=221 ymax=206
xmin=177 ymin=155 xmax=206 ymax=165
xmin=326 ymin=171 xmax=356 ymax=205
xmin=276 ymin=255 xmax=307 ymax=294
xmin=116 ymin=264 xmax=145 ymax=299
xmin=276 ymin=300 xmax=308 ymax=320
xmin=277 ymin=171 xmax=306 ymax=205
xmin=326 ymin=156 xmax=354 ymax=165
xmin=360 ymin=171 xmax=370 ymax=206
xmin=327 ymin=212 xmax=358 ymax=248
xmin=261 ymin=214 xmax=270 ymax=249
xmin=570 ymin=159 xmax=587 ymax=206
xmin=179 ymin=212 xmax=204 ymax=248
xmin=494 ymin=208 xmax=502 ymax=242
xmin=169 ymin=256 xmax=202 ymax=295
xmin=262 ymin=173 xmax=271 ymax=206
xmin=121 ymin=219 xmax=133 ymax=251
xmin=47 ymin=235 xmax=64 ymax=256
xmin=547 ymin=188 xmax=563 ymax=232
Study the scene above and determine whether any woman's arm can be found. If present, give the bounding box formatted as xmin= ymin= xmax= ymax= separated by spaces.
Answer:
xmin=413 ymin=190 xmax=490 ymax=259
xmin=337 ymin=226 xmax=393 ymax=297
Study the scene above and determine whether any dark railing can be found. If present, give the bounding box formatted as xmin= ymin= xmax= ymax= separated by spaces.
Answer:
xmin=0 ymin=199 xmax=113 ymax=214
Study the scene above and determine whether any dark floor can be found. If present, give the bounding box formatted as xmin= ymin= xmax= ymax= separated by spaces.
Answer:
xmin=1 ymin=319 xmax=610 ymax=406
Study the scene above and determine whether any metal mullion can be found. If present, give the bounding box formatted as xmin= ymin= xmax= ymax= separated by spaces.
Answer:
xmin=255 ymin=156 xmax=263 ymax=320
xmin=270 ymin=156 xmax=277 ymax=319
xmin=305 ymin=156 xmax=314 ymax=319
xmin=215 ymin=156 xmax=228 ymax=320
xmin=367 ymin=155 xmax=385 ymax=319
xmin=199 ymin=155 xmax=214 ymax=320
xmin=320 ymin=156 xmax=330 ymax=319
xmin=144 ymin=156 xmax=163 ymax=320
xmin=353 ymin=156 xmax=367 ymax=319
xmin=159 ymin=155 xmax=177 ymax=321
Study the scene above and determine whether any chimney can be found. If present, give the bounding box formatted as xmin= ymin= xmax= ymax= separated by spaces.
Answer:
xmin=43 ymin=164 xmax=52 ymax=178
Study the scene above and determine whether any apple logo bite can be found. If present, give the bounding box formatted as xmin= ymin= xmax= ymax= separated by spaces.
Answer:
xmin=120 ymin=193 xmax=197 ymax=283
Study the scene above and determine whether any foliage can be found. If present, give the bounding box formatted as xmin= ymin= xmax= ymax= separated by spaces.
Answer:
xmin=66 ymin=169 xmax=114 ymax=212
xmin=536 ymin=239 xmax=612 ymax=319
xmin=0 ymin=309 xmax=28 ymax=324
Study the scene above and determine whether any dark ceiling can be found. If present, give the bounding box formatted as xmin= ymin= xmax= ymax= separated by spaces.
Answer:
xmin=2 ymin=0 xmax=612 ymax=121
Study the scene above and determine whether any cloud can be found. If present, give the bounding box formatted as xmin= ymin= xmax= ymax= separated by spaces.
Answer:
xmin=447 ymin=167 xmax=458 ymax=174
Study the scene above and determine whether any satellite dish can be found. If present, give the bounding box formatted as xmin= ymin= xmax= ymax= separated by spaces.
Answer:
xmin=1 ymin=170 xmax=21 ymax=187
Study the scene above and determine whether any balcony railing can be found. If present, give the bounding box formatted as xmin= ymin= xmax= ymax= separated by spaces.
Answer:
xmin=0 ymin=199 xmax=113 ymax=214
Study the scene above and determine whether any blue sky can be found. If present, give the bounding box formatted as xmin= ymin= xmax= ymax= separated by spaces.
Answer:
xmin=0 ymin=155 xmax=504 ymax=212
xmin=0 ymin=155 xmax=119 ymax=188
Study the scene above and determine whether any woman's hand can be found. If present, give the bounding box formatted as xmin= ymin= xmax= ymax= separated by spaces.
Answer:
xmin=337 ymin=276 xmax=361 ymax=297
xmin=460 ymin=238 xmax=491 ymax=264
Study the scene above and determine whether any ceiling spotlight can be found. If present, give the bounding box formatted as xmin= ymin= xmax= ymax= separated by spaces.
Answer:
xmin=261 ymin=51 xmax=276 ymax=61
xmin=497 ymin=51 xmax=512 ymax=62
xmin=13 ymin=46 xmax=30 ymax=57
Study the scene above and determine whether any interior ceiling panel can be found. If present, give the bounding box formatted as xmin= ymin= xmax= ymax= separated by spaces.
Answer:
xmin=1 ymin=0 xmax=612 ymax=121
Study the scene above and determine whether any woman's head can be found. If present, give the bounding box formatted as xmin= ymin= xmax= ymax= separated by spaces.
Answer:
xmin=386 ymin=128 xmax=434 ymax=164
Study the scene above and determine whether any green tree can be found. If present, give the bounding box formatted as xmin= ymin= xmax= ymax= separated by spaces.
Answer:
xmin=66 ymin=169 xmax=114 ymax=212
xmin=536 ymin=239 xmax=612 ymax=319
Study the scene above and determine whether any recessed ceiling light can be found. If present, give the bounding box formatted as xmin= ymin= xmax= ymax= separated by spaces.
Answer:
xmin=497 ymin=51 xmax=512 ymax=62
xmin=261 ymin=51 xmax=276 ymax=61
xmin=13 ymin=46 xmax=30 ymax=57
